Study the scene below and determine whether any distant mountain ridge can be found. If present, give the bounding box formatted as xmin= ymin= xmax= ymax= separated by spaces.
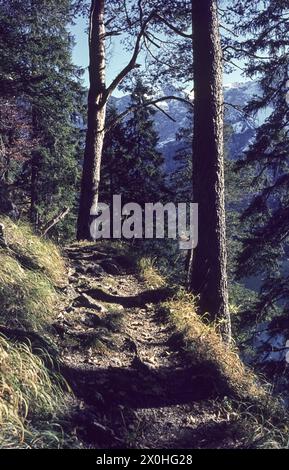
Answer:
xmin=112 ymin=80 xmax=266 ymax=172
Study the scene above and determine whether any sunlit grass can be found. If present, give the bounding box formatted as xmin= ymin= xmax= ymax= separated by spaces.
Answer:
xmin=137 ymin=256 xmax=166 ymax=288
xmin=160 ymin=289 xmax=265 ymax=400
xmin=0 ymin=251 xmax=58 ymax=331
xmin=0 ymin=335 xmax=69 ymax=448
xmin=0 ymin=217 xmax=76 ymax=448
xmin=0 ymin=216 xmax=66 ymax=286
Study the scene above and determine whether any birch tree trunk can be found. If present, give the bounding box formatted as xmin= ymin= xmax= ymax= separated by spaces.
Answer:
xmin=189 ymin=0 xmax=231 ymax=342
xmin=77 ymin=0 xmax=106 ymax=240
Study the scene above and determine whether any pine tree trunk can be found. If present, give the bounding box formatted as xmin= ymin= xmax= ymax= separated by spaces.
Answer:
xmin=77 ymin=0 xmax=106 ymax=240
xmin=189 ymin=0 xmax=231 ymax=342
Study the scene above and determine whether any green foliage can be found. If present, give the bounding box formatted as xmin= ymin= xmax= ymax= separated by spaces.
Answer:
xmin=0 ymin=0 xmax=85 ymax=241
xmin=100 ymin=77 xmax=165 ymax=207
xmin=169 ymin=123 xmax=192 ymax=202
xmin=124 ymin=78 xmax=165 ymax=205
xmin=100 ymin=105 xmax=130 ymax=205
xmin=227 ymin=0 xmax=289 ymax=321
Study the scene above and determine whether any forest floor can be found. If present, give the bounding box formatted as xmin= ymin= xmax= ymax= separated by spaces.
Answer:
xmin=54 ymin=242 xmax=245 ymax=449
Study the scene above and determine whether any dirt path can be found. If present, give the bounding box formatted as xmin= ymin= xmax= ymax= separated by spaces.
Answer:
xmin=54 ymin=243 xmax=240 ymax=449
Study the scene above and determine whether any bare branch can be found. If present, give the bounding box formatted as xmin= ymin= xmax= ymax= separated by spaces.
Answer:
xmin=224 ymin=102 xmax=257 ymax=130
xmin=148 ymin=95 xmax=193 ymax=108
xmin=138 ymin=0 xmax=144 ymax=24
xmin=152 ymin=103 xmax=176 ymax=122
xmin=105 ymin=16 xmax=116 ymax=27
xmin=40 ymin=207 xmax=70 ymax=237
xmin=106 ymin=95 xmax=193 ymax=132
xmin=104 ymin=12 xmax=155 ymax=101
xmin=105 ymin=30 xmax=122 ymax=38
xmin=223 ymin=44 xmax=272 ymax=60
xmin=144 ymin=32 xmax=161 ymax=49
xmin=123 ymin=0 xmax=132 ymax=26
xmin=155 ymin=14 xmax=192 ymax=39
xmin=143 ymin=37 xmax=174 ymax=69
xmin=220 ymin=23 xmax=238 ymax=37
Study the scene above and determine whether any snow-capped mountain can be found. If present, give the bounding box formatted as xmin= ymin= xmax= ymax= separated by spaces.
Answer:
xmin=112 ymin=80 xmax=268 ymax=173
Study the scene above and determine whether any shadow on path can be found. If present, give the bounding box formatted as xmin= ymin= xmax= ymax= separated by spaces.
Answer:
xmin=84 ymin=287 xmax=174 ymax=308
xmin=62 ymin=362 xmax=220 ymax=410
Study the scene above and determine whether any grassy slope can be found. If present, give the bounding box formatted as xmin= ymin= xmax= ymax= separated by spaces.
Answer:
xmin=0 ymin=217 xmax=78 ymax=449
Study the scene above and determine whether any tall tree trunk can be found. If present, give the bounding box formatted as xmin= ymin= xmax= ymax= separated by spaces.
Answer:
xmin=189 ymin=0 xmax=231 ymax=342
xmin=77 ymin=0 xmax=106 ymax=240
xmin=77 ymin=3 xmax=153 ymax=240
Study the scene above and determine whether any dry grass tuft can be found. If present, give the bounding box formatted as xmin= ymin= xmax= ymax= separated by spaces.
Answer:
xmin=137 ymin=257 xmax=166 ymax=289
xmin=161 ymin=289 xmax=266 ymax=400
xmin=0 ymin=217 xmax=76 ymax=448
xmin=0 ymin=335 xmax=68 ymax=448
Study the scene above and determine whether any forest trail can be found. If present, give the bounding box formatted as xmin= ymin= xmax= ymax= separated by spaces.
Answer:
xmin=55 ymin=243 xmax=240 ymax=449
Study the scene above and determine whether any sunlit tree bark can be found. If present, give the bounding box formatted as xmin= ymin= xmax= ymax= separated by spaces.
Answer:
xmin=188 ymin=0 xmax=231 ymax=342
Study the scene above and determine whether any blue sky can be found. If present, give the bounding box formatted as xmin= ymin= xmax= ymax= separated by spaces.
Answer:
xmin=71 ymin=15 xmax=245 ymax=95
